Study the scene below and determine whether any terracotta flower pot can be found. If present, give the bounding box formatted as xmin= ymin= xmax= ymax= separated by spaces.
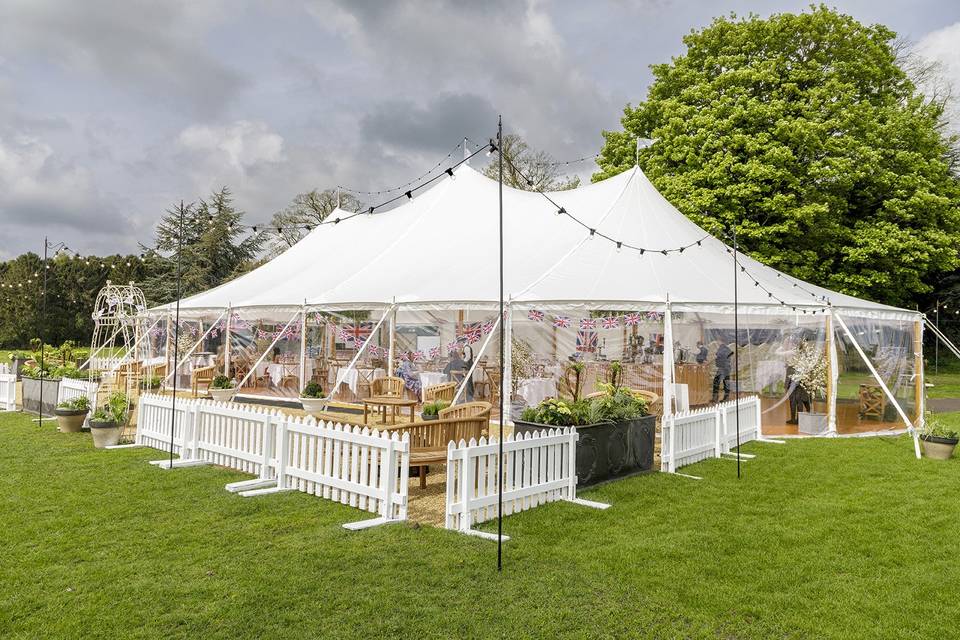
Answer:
xmin=921 ymin=434 xmax=958 ymax=460
xmin=89 ymin=420 xmax=123 ymax=449
xmin=55 ymin=408 xmax=88 ymax=433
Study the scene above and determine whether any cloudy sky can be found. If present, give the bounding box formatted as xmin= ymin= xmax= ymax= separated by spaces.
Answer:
xmin=1 ymin=0 xmax=958 ymax=259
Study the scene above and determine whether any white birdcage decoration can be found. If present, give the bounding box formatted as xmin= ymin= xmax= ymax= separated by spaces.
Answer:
xmin=89 ymin=281 xmax=148 ymax=378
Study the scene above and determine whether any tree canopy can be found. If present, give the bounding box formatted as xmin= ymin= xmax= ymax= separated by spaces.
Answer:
xmin=595 ymin=5 xmax=960 ymax=307
xmin=267 ymin=189 xmax=364 ymax=254
xmin=141 ymin=188 xmax=264 ymax=306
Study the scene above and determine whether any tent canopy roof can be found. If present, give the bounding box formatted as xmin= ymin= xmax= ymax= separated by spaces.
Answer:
xmin=155 ymin=165 xmax=915 ymax=320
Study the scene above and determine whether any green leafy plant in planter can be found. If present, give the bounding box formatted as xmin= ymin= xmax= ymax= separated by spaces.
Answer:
xmin=208 ymin=374 xmax=235 ymax=401
xmin=591 ymin=382 xmax=649 ymax=422
xmin=90 ymin=391 xmax=129 ymax=449
xmin=54 ymin=396 xmax=91 ymax=433
xmin=422 ymin=400 xmax=450 ymax=421
xmin=561 ymin=362 xmax=586 ymax=402
xmin=920 ymin=413 xmax=959 ymax=460
xmin=299 ymin=381 xmax=326 ymax=416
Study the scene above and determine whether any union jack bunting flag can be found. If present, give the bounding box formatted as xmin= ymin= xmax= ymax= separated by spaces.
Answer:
xmin=482 ymin=319 xmax=496 ymax=335
xmin=579 ymin=318 xmax=598 ymax=330
xmin=456 ymin=322 xmax=483 ymax=344
xmin=367 ymin=345 xmax=380 ymax=358
xmin=646 ymin=311 xmax=663 ymax=321
xmin=446 ymin=341 xmax=460 ymax=354
xmin=600 ymin=316 xmax=620 ymax=330
xmin=466 ymin=328 xmax=482 ymax=344
xmin=552 ymin=316 xmax=571 ymax=329
xmin=413 ymin=350 xmax=425 ymax=362
xmin=623 ymin=312 xmax=642 ymax=326
xmin=576 ymin=330 xmax=598 ymax=353
xmin=398 ymin=352 xmax=409 ymax=361
xmin=527 ymin=310 xmax=545 ymax=322
xmin=339 ymin=322 xmax=372 ymax=345
xmin=428 ymin=346 xmax=441 ymax=359
xmin=353 ymin=338 xmax=366 ymax=351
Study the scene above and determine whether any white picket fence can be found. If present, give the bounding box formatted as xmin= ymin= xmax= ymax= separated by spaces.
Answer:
xmin=0 ymin=373 xmax=16 ymax=411
xmin=445 ymin=428 xmax=582 ymax=534
xmin=57 ymin=378 xmax=99 ymax=407
xmin=661 ymin=396 xmax=763 ymax=472
xmin=135 ymin=394 xmax=410 ymax=521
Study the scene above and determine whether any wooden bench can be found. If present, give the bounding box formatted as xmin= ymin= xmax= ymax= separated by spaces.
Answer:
xmin=423 ymin=381 xmax=456 ymax=403
xmin=382 ymin=415 xmax=487 ymax=488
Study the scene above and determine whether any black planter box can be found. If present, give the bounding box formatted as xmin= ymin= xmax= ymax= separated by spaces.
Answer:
xmin=513 ymin=414 xmax=656 ymax=487
xmin=21 ymin=376 xmax=61 ymax=417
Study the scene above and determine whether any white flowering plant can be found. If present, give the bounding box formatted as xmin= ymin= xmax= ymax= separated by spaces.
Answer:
xmin=789 ymin=340 xmax=827 ymax=398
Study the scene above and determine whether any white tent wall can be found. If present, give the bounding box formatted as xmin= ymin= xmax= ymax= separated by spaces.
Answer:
xmin=832 ymin=312 xmax=922 ymax=435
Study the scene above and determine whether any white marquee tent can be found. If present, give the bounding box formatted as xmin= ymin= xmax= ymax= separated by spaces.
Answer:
xmin=145 ymin=164 xmax=925 ymax=440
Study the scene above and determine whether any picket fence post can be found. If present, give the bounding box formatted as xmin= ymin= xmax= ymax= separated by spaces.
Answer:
xmin=755 ymin=396 xmax=763 ymax=438
xmin=667 ymin=414 xmax=677 ymax=473
xmin=259 ymin=414 xmax=274 ymax=480
xmin=567 ymin=428 xmax=578 ymax=500
xmin=189 ymin=403 xmax=201 ymax=460
xmin=459 ymin=439 xmax=473 ymax=532
xmin=713 ymin=407 xmax=722 ymax=458
xmin=275 ymin=419 xmax=289 ymax=490
xmin=381 ymin=433 xmax=397 ymax=520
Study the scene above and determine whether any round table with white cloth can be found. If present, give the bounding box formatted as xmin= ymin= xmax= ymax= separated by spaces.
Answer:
xmin=333 ymin=367 xmax=385 ymax=396
xmin=517 ymin=377 xmax=558 ymax=408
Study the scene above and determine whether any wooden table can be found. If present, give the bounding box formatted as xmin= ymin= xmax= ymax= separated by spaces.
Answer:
xmin=362 ymin=396 xmax=417 ymax=425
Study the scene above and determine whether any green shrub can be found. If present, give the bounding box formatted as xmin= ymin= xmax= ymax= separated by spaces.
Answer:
xmin=211 ymin=375 xmax=233 ymax=389
xmin=93 ymin=391 xmax=129 ymax=424
xmin=57 ymin=396 xmax=90 ymax=412
xmin=924 ymin=414 xmax=959 ymax=440
xmin=301 ymin=381 xmax=323 ymax=398
xmin=422 ymin=401 xmax=450 ymax=418
xmin=591 ymin=383 xmax=649 ymax=421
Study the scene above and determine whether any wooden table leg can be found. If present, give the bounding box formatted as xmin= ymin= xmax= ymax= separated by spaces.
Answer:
xmin=363 ymin=403 xmax=368 ymax=424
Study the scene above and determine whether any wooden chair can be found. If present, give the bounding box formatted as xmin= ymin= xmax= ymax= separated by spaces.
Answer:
xmin=280 ymin=375 xmax=299 ymax=391
xmin=859 ymin=383 xmax=885 ymax=421
xmin=439 ymin=401 xmax=491 ymax=436
xmin=485 ymin=368 xmax=501 ymax=406
xmin=191 ymin=364 xmax=216 ymax=397
xmin=472 ymin=366 xmax=491 ymax=400
xmin=372 ymin=376 xmax=404 ymax=397
xmin=382 ymin=416 xmax=487 ymax=488
xmin=423 ymin=381 xmax=457 ymax=403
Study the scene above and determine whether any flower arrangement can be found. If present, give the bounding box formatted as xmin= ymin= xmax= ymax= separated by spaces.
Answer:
xmin=300 ymin=381 xmax=323 ymax=399
xmin=788 ymin=340 xmax=827 ymax=398
xmin=210 ymin=375 xmax=234 ymax=390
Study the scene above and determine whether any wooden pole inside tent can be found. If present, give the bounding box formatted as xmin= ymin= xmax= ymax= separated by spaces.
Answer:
xmin=224 ymin=307 xmax=232 ymax=377
xmin=299 ymin=306 xmax=308 ymax=390
xmin=914 ymin=318 xmax=924 ymax=424
xmin=824 ymin=312 xmax=835 ymax=432
xmin=388 ymin=308 xmax=396 ymax=374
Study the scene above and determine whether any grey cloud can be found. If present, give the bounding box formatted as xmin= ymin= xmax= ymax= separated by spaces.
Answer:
xmin=360 ymin=93 xmax=498 ymax=154
xmin=0 ymin=0 xmax=245 ymax=117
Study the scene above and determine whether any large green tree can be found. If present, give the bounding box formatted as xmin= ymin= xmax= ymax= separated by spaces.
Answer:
xmin=141 ymin=188 xmax=264 ymax=305
xmin=595 ymin=5 xmax=960 ymax=307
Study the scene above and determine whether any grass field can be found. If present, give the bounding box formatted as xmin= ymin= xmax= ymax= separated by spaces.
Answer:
xmin=2 ymin=411 xmax=959 ymax=638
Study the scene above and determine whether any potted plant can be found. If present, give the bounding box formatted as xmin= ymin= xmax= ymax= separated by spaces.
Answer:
xmin=920 ymin=414 xmax=958 ymax=460
xmin=513 ymin=383 xmax=655 ymax=486
xmin=299 ymin=381 xmax=326 ymax=415
xmin=54 ymin=396 xmax=91 ymax=433
xmin=789 ymin=341 xmax=828 ymax=434
xmin=421 ymin=400 xmax=450 ymax=421
xmin=208 ymin=375 xmax=235 ymax=402
xmin=89 ymin=391 xmax=129 ymax=449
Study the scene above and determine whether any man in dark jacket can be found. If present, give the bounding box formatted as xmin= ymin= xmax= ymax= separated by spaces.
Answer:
xmin=710 ymin=342 xmax=733 ymax=403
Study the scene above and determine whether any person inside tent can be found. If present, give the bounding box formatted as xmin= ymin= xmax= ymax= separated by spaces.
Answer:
xmin=695 ymin=341 xmax=709 ymax=365
xmin=444 ymin=344 xmax=474 ymax=400
xmin=711 ymin=341 xmax=733 ymax=403
xmin=395 ymin=352 xmax=421 ymax=398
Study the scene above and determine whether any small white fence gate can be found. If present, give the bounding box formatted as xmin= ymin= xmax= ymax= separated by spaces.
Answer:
xmin=661 ymin=396 xmax=763 ymax=473
xmin=135 ymin=394 xmax=410 ymax=525
xmin=58 ymin=378 xmax=99 ymax=406
xmin=0 ymin=372 xmax=16 ymax=411
xmin=445 ymin=428 xmax=608 ymax=538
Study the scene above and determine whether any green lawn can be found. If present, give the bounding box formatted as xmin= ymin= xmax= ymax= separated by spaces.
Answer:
xmin=2 ymin=412 xmax=959 ymax=639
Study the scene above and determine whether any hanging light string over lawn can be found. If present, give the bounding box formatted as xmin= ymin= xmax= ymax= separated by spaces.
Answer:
xmin=492 ymin=138 xmax=709 ymax=255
